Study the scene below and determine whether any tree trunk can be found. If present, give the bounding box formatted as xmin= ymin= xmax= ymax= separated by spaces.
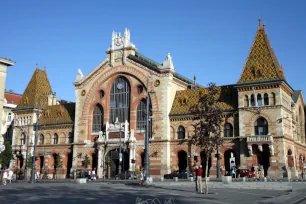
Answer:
xmin=205 ymin=155 xmax=209 ymax=194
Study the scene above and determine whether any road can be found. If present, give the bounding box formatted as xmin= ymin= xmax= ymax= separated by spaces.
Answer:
xmin=0 ymin=182 xmax=295 ymax=204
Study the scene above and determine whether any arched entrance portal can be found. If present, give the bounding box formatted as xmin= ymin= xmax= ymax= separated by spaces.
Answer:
xmin=106 ymin=149 xmax=129 ymax=178
xmin=224 ymin=150 xmax=237 ymax=176
xmin=253 ymin=144 xmax=270 ymax=177
xmin=178 ymin=150 xmax=187 ymax=172
xmin=200 ymin=151 xmax=212 ymax=177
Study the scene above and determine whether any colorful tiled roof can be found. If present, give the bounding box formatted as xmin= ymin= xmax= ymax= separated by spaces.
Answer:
xmin=170 ymin=85 xmax=237 ymax=116
xmin=238 ymin=24 xmax=285 ymax=83
xmin=17 ymin=68 xmax=52 ymax=109
xmin=39 ymin=103 xmax=75 ymax=126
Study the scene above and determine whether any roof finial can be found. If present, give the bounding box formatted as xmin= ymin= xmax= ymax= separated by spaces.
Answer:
xmin=36 ymin=63 xmax=39 ymax=70
xmin=193 ymin=75 xmax=196 ymax=88
xmin=258 ymin=16 xmax=264 ymax=30
xmin=44 ymin=65 xmax=47 ymax=72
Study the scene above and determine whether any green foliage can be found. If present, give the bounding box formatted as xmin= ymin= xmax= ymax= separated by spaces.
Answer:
xmin=26 ymin=155 xmax=38 ymax=169
xmin=0 ymin=141 xmax=13 ymax=168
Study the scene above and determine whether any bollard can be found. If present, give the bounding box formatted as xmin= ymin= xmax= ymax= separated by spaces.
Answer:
xmin=161 ymin=176 xmax=164 ymax=182
xmin=190 ymin=177 xmax=194 ymax=182
xmin=174 ymin=177 xmax=178 ymax=182
xmin=264 ymin=177 xmax=267 ymax=182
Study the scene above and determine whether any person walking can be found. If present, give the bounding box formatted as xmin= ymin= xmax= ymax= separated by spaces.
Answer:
xmin=8 ymin=169 xmax=13 ymax=183
xmin=197 ymin=165 xmax=203 ymax=194
xmin=91 ymin=168 xmax=96 ymax=180
xmin=139 ymin=168 xmax=144 ymax=186
xmin=2 ymin=169 xmax=8 ymax=185
xmin=88 ymin=169 xmax=91 ymax=180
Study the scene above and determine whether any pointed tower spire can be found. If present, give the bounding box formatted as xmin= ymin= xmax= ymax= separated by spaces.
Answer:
xmin=238 ymin=20 xmax=285 ymax=83
xmin=36 ymin=63 xmax=39 ymax=70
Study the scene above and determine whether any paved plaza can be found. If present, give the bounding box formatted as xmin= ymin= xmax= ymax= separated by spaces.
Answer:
xmin=0 ymin=181 xmax=305 ymax=204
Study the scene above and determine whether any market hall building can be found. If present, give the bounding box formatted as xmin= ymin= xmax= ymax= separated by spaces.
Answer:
xmin=10 ymin=22 xmax=306 ymax=179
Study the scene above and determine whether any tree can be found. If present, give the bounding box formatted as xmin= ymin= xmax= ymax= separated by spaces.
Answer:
xmin=189 ymin=83 xmax=224 ymax=194
xmin=0 ymin=141 xmax=13 ymax=169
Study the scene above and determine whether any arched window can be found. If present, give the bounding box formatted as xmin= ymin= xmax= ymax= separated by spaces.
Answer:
xmin=251 ymin=94 xmax=256 ymax=106
xmin=255 ymin=117 xmax=268 ymax=136
xmin=178 ymin=126 xmax=186 ymax=139
xmin=110 ymin=77 xmax=130 ymax=123
xmin=244 ymin=95 xmax=249 ymax=107
xmin=7 ymin=113 xmax=11 ymax=122
xmin=53 ymin=134 xmax=59 ymax=144
xmin=271 ymin=92 xmax=276 ymax=105
xmin=68 ymin=132 xmax=73 ymax=143
xmin=257 ymin=94 xmax=262 ymax=107
xmin=224 ymin=123 xmax=233 ymax=137
xmin=20 ymin=133 xmax=25 ymax=145
xmin=39 ymin=134 xmax=44 ymax=145
xmin=92 ymin=104 xmax=103 ymax=133
xmin=264 ymin=93 xmax=269 ymax=105
xmin=137 ymin=99 xmax=146 ymax=130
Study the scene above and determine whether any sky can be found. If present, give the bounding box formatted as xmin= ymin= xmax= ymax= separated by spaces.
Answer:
xmin=1 ymin=0 xmax=306 ymax=102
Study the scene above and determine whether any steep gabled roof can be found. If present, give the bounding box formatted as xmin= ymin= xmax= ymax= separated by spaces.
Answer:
xmin=170 ymin=85 xmax=237 ymax=117
xmin=238 ymin=23 xmax=286 ymax=83
xmin=17 ymin=69 xmax=52 ymax=109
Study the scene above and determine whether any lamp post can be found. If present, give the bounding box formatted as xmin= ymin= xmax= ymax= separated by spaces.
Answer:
xmin=216 ymin=145 xmax=221 ymax=179
xmin=144 ymin=74 xmax=155 ymax=183
xmin=118 ymin=124 xmax=122 ymax=174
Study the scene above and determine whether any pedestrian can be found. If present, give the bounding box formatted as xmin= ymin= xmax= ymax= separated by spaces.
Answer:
xmin=197 ymin=165 xmax=203 ymax=194
xmin=36 ymin=171 xmax=40 ymax=181
xmin=8 ymin=169 xmax=13 ymax=183
xmin=88 ymin=169 xmax=91 ymax=180
xmin=232 ymin=167 xmax=236 ymax=178
xmin=258 ymin=164 xmax=263 ymax=178
xmin=139 ymin=168 xmax=144 ymax=185
xmin=2 ymin=169 xmax=8 ymax=186
xmin=92 ymin=168 xmax=96 ymax=180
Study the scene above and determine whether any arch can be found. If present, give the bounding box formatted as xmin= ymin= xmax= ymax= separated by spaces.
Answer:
xmin=224 ymin=123 xmax=233 ymax=137
xmin=264 ymin=93 xmax=269 ymax=105
xmin=257 ymin=94 xmax=262 ymax=107
xmin=224 ymin=149 xmax=237 ymax=176
xmin=81 ymin=66 xmax=159 ymax=125
xmin=170 ymin=126 xmax=175 ymax=140
xmin=178 ymin=150 xmax=187 ymax=171
xmin=244 ymin=95 xmax=249 ymax=107
xmin=110 ymin=76 xmax=130 ymax=124
xmin=137 ymin=99 xmax=147 ymax=130
xmin=255 ymin=117 xmax=268 ymax=135
xmin=39 ymin=134 xmax=44 ymax=145
xmin=92 ymin=103 xmax=104 ymax=133
xmin=177 ymin=126 xmax=186 ymax=139
xmin=271 ymin=92 xmax=276 ymax=105
xmin=251 ymin=94 xmax=256 ymax=106
xmin=53 ymin=133 xmax=59 ymax=144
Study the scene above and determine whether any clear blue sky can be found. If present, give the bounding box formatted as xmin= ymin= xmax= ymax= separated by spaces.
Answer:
xmin=1 ymin=0 xmax=306 ymax=102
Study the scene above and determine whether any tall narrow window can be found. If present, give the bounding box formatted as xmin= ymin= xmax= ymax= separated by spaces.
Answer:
xmin=244 ymin=95 xmax=249 ymax=107
xmin=137 ymin=99 xmax=146 ymax=130
xmin=92 ymin=104 xmax=103 ymax=133
xmin=68 ymin=132 xmax=74 ymax=143
xmin=255 ymin=117 xmax=268 ymax=135
xmin=7 ymin=113 xmax=11 ymax=122
xmin=257 ymin=94 xmax=262 ymax=107
xmin=20 ymin=133 xmax=25 ymax=145
xmin=224 ymin=123 xmax=233 ymax=137
xmin=110 ymin=77 xmax=130 ymax=123
xmin=178 ymin=126 xmax=186 ymax=139
xmin=53 ymin=134 xmax=59 ymax=144
xmin=39 ymin=134 xmax=44 ymax=145
xmin=264 ymin=93 xmax=269 ymax=105
xmin=251 ymin=94 xmax=256 ymax=106
xmin=271 ymin=92 xmax=276 ymax=105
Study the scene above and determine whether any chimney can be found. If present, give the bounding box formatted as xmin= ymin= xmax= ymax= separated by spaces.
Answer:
xmin=52 ymin=95 xmax=57 ymax=105
xmin=48 ymin=93 xmax=53 ymax=106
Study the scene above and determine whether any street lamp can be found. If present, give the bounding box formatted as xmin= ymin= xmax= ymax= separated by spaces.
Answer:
xmin=118 ymin=123 xmax=123 ymax=174
xmin=216 ymin=145 xmax=221 ymax=179
xmin=144 ymin=74 xmax=155 ymax=183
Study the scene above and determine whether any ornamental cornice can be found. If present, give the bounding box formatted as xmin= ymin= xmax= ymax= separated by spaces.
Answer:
xmin=237 ymin=84 xmax=280 ymax=91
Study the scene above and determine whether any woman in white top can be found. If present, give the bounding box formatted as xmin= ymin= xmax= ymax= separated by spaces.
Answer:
xmin=91 ymin=168 xmax=96 ymax=180
xmin=2 ymin=170 xmax=8 ymax=185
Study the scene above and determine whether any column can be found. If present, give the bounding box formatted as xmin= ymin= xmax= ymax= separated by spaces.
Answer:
xmin=97 ymin=145 xmax=104 ymax=179
xmin=129 ymin=142 xmax=136 ymax=172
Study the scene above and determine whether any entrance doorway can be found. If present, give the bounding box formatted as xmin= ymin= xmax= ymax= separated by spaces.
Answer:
xmin=200 ymin=151 xmax=211 ymax=177
xmin=67 ymin=153 xmax=72 ymax=178
xmin=178 ymin=150 xmax=187 ymax=172
xmin=255 ymin=144 xmax=270 ymax=177
xmin=106 ymin=149 xmax=129 ymax=178
xmin=224 ymin=150 xmax=237 ymax=176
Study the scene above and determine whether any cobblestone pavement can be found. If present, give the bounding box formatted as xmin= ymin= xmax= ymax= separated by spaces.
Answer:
xmin=0 ymin=182 xmax=289 ymax=204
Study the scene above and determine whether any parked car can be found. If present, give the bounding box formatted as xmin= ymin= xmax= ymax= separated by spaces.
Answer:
xmin=164 ymin=170 xmax=193 ymax=179
xmin=115 ymin=171 xmax=136 ymax=180
xmin=239 ymin=169 xmax=256 ymax=178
